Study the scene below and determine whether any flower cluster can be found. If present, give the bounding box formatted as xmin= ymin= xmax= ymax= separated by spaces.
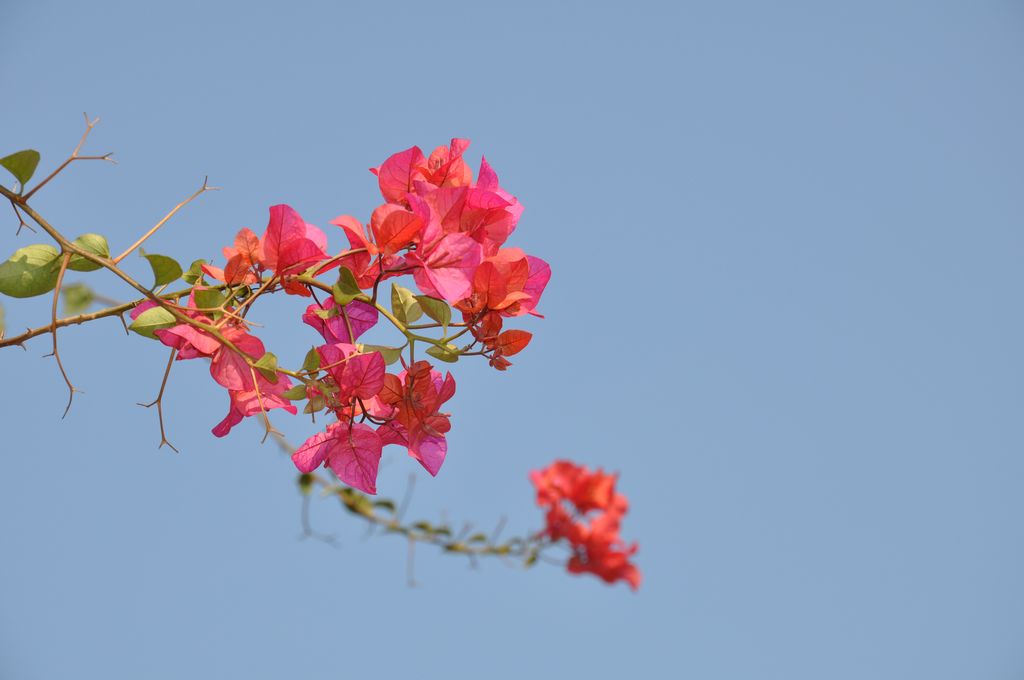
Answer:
xmin=129 ymin=139 xmax=549 ymax=496
xmin=1 ymin=127 xmax=647 ymax=590
xmin=530 ymin=460 xmax=641 ymax=590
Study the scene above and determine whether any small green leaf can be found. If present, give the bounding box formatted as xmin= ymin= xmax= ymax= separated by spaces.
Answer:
xmin=182 ymin=259 xmax=207 ymax=285
xmin=193 ymin=288 xmax=226 ymax=316
xmin=253 ymin=352 xmax=279 ymax=383
xmin=281 ymin=384 xmax=307 ymax=401
xmin=372 ymin=499 xmax=396 ymax=513
xmin=303 ymin=391 xmax=326 ymax=414
xmin=426 ymin=344 xmax=459 ymax=363
xmin=338 ymin=487 xmax=374 ymax=515
xmin=390 ymin=283 xmax=422 ymax=325
xmin=62 ymin=282 xmax=95 ymax=314
xmin=0 ymin=150 xmax=41 ymax=188
xmin=467 ymin=533 xmax=489 ymax=544
xmin=297 ymin=473 xmax=314 ymax=495
xmin=313 ymin=307 xmax=335 ymax=320
xmin=415 ymin=295 xmax=451 ymax=332
xmin=66 ymin=234 xmax=110 ymax=272
xmin=141 ymin=251 xmax=183 ymax=288
xmin=128 ymin=305 xmax=176 ymax=339
xmin=302 ymin=347 xmax=321 ymax=373
xmin=332 ymin=266 xmax=364 ymax=305
xmin=358 ymin=344 xmax=404 ymax=365
xmin=412 ymin=521 xmax=434 ymax=534
xmin=0 ymin=244 xmax=61 ymax=298
xmin=524 ymin=549 xmax=539 ymax=568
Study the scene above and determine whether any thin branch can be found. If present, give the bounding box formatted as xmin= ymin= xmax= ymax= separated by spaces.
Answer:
xmin=112 ymin=177 xmax=218 ymax=263
xmin=44 ymin=252 xmax=78 ymax=417
xmin=137 ymin=348 xmax=180 ymax=452
xmin=22 ymin=113 xmax=115 ymax=201
xmin=10 ymin=201 xmax=34 ymax=234
xmin=0 ymin=300 xmax=139 ymax=349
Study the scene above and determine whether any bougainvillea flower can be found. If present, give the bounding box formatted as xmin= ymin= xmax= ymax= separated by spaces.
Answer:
xmin=454 ymin=247 xmax=549 ymax=319
xmin=259 ymin=204 xmax=328 ymax=278
xmin=316 ymin=342 xmax=386 ymax=403
xmin=530 ymin=460 xmax=628 ymax=515
xmin=377 ymin=420 xmax=448 ymax=477
xmin=372 ymin=146 xmax=426 ymax=206
xmin=291 ymin=421 xmax=383 ymax=494
xmin=209 ymin=326 xmax=268 ymax=391
xmin=530 ymin=460 xmax=639 ymax=590
xmin=302 ymin=297 xmax=378 ymax=344
xmin=212 ymin=372 xmax=299 ymax=438
xmin=129 ymin=296 xmax=222 ymax=360
xmin=418 ymin=138 xmax=473 ymax=189
xmin=375 ymin=361 xmax=456 ymax=476
xmin=202 ymin=227 xmax=263 ymax=284
xmin=566 ymin=511 xmax=641 ymax=591
xmin=330 ymin=214 xmax=410 ymax=289
xmin=408 ymin=232 xmax=483 ymax=303
xmin=369 ymin=203 xmax=425 ymax=257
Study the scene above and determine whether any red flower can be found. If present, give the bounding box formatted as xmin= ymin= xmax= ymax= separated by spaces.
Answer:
xmin=530 ymin=460 xmax=640 ymax=590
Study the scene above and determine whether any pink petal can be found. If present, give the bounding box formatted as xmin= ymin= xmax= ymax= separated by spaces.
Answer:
xmin=521 ymin=255 xmax=551 ymax=316
xmin=341 ymin=351 xmax=386 ymax=400
xmin=375 ymin=146 xmax=425 ymax=205
xmin=412 ymin=233 xmax=483 ymax=303
xmin=292 ymin=429 xmax=332 ymax=473
xmin=324 ymin=423 xmax=383 ymax=494
xmin=477 ymin=156 xmax=499 ymax=191
xmin=410 ymin=433 xmax=447 ymax=476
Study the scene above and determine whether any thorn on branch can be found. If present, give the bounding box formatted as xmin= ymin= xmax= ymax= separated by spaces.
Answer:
xmin=112 ymin=176 xmax=219 ymax=264
xmin=47 ymin=252 xmax=79 ymax=418
xmin=137 ymin=348 xmax=179 ymax=452
xmin=21 ymin=114 xmax=115 ymax=201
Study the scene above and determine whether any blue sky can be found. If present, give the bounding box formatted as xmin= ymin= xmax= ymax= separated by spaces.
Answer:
xmin=2 ymin=1 xmax=1023 ymax=678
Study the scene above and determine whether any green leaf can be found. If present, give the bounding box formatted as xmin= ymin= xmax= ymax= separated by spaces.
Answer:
xmin=338 ymin=487 xmax=374 ymax=516
xmin=358 ymin=344 xmax=404 ymax=365
xmin=0 ymin=150 xmax=41 ymax=188
xmin=426 ymin=344 xmax=459 ymax=363
xmin=297 ymin=473 xmax=314 ymax=495
xmin=332 ymin=266 xmax=363 ymax=305
xmin=372 ymin=499 xmax=396 ymax=513
xmin=193 ymin=288 xmax=226 ymax=317
xmin=412 ymin=521 xmax=434 ymax=534
xmin=281 ymin=384 xmax=307 ymax=401
xmin=302 ymin=347 xmax=321 ymax=373
xmin=390 ymin=283 xmax=422 ymax=325
xmin=415 ymin=295 xmax=451 ymax=332
xmin=0 ymin=244 xmax=61 ymax=298
xmin=128 ymin=305 xmax=176 ymax=339
xmin=62 ymin=282 xmax=95 ymax=314
xmin=66 ymin=234 xmax=110 ymax=272
xmin=467 ymin=533 xmax=489 ymax=544
xmin=141 ymin=251 xmax=183 ymax=287
xmin=182 ymin=259 xmax=207 ymax=285
xmin=253 ymin=352 xmax=279 ymax=383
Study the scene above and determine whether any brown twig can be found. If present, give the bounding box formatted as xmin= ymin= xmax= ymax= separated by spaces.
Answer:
xmin=22 ymin=113 xmax=115 ymax=201
xmin=138 ymin=348 xmax=180 ymax=452
xmin=10 ymin=201 xmax=34 ymax=235
xmin=112 ymin=177 xmax=218 ymax=263
xmin=44 ymin=251 xmax=78 ymax=417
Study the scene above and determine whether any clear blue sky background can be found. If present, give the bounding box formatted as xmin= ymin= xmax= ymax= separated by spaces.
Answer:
xmin=2 ymin=1 xmax=1022 ymax=678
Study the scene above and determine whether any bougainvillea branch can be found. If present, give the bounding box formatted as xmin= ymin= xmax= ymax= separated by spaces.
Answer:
xmin=0 ymin=118 xmax=641 ymax=590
